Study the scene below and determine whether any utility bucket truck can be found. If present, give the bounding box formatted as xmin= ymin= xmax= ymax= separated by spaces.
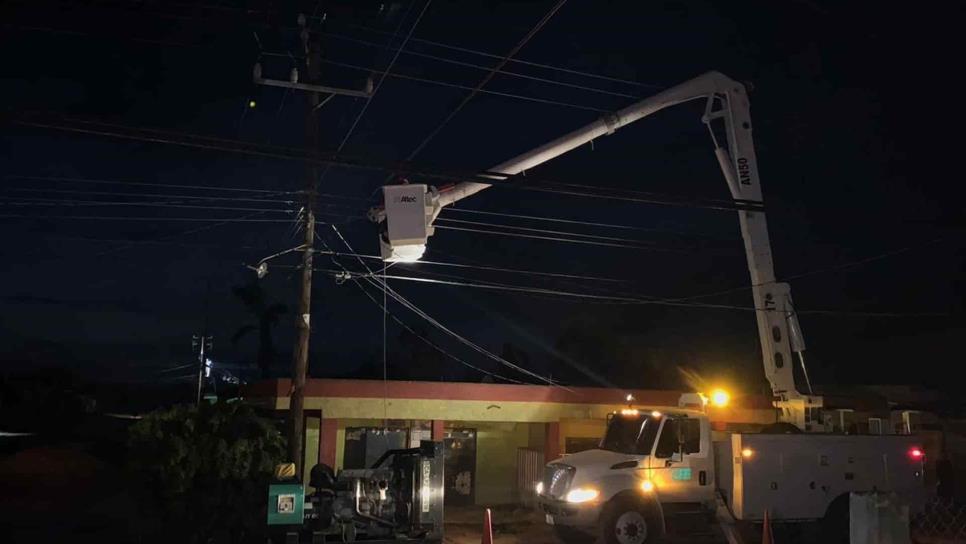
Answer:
xmin=375 ymin=71 xmax=930 ymax=542
xmin=537 ymin=398 xmax=925 ymax=543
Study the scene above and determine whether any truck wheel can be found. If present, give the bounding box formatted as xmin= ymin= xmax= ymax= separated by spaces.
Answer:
xmin=600 ymin=497 xmax=658 ymax=544
xmin=820 ymin=494 xmax=850 ymax=544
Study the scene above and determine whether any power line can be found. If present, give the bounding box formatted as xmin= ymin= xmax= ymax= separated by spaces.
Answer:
xmin=0 ymin=214 xmax=320 ymax=223
xmin=323 ymin=0 xmax=432 ymax=180
xmin=10 ymin=5 xmax=656 ymax=92
xmin=315 ymin=228 xmax=530 ymax=384
xmin=311 ymin=56 xmax=608 ymax=112
xmin=313 ymin=249 xmax=629 ymax=283
xmin=511 ymin=184 xmax=742 ymax=212
xmin=396 ymin=0 xmax=570 ymax=166
xmin=3 ymin=175 xmax=297 ymax=194
xmin=433 ymin=216 xmax=721 ymax=253
xmin=327 ymin=225 xmax=564 ymax=386
xmin=317 ymin=30 xmax=639 ymax=99
xmin=333 ymin=20 xmax=662 ymax=89
xmin=0 ymin=196 xmax=297 ymax=214
xmin=4 ymin=177 xmax=734 ymax=236
xmin=11 ymin=18 xmax=613 ymax=113
xmin=443 ymin=207 xmax=716 ymax=237
xmin=4 ymin=175 xmax=371 ymax=205
xmin=14 ymin=115 xmax=745 ymax=213
xmin=346 ymin=262 xmax=528 ymax=385
xmin=433 ymin=223 xmax=727 ymax=253
xmin=1 ymin=186 xmax=299 ymax=205
xmin=322 ymin=269 xmax=949 ymax=318
xmin=371 ymin=274 xmax=568 ymax=386
xmin=0 ymin=199 xmax=362 ymax=224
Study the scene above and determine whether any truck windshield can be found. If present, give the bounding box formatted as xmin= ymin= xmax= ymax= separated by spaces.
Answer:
xmin=599 ymin=414 xmax=660 ymax=455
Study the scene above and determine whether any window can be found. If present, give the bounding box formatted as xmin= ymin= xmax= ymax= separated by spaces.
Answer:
xmin=600 ymin=414 xmax=659 ymax=455
xmin=681 ymin=419 xmax=701 ymax=453
xmin=654 ymin=418 xmax=701 ymax=459
xmin=868 ymin=418 xmax=883 ymax=435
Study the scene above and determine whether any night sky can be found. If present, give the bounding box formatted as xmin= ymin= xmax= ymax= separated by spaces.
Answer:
xmin=2 ymin=1 xmax=963 ymax=396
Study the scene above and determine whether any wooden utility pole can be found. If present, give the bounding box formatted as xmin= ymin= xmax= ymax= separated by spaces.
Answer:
xmin=288 ymin=14 xmax=319 ymax=480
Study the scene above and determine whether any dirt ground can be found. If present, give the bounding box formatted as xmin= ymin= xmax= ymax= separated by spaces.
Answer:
xmin=442 ymin=505 xmax=729 ymax=544
xmin=443 ymin=505 xmax=558 ymax=544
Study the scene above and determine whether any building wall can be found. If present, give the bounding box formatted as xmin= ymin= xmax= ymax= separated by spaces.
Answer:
xmin=304 ymin=416 xmax=320 ymax=485
xmin=560 ymin=418 xmax=606 ymax=454
xmin=470 ymin=421 xmax=531 ymax=505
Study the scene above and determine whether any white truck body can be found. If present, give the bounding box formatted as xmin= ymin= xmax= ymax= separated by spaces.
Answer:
xmin=716 ymin=433 xmax=926 ymax=521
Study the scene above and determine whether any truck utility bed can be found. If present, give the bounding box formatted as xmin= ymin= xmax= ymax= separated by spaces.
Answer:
xmin=714 ymin=433 xmax=926 ymax=521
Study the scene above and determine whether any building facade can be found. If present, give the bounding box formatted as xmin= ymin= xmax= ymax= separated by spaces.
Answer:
xmin=243 ymin=378 xmax=778 ymax=506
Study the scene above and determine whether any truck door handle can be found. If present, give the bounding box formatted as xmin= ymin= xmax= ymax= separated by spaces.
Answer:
xmin=699 ymin=471 xmax=707 ymax=486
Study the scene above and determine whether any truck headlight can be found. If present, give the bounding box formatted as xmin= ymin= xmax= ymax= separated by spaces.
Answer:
xmin=565 ymin=487 xmax=599 ymax=503
xmin=535 ymin=481 xmax=544 ymax=495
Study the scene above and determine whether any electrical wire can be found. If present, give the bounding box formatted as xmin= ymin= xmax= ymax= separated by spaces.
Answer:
xmin=1 ymin=187 xmax=298 ymax=205
xmin=411 ymin=259 xmax=620 ymax=283
xmin=396 ymin=0 xmax=569 ymax=166
xmin=0 ymin=214 xmax=313 ymax=223
xmin=370 ymin=274 xmax=570 ymax=387
xmin=316 ymin=30 xmax=639 ymax=99
xmin=332 ymin=20 xmax=662 ymax=89
xmin=0 ymin=196 xmax=297 ymax=214
xmin=313 ymin=57 xmax=608 ymax=112
xmin=358 ymin=280 xmax=528 ymax=385
xmin=10 ymin=5 xmax=656 ymax=92
xmin=13 ymin=116 xmax=747 ymax=213
xmin=321 ymin=0 xmax=432 ymax=188
xmin=322 ymin=269 xmax=949 ymax=318
xmin=433 ymin=216 xmax=721 ymax=252
xmin=315 ymin=229 xmax=528 ymax=384
xmin=314 ymin=249 xmax=629 ymax=283
xmin=443 ymin=207 xmax=716 ymax=237
xmin=157 ymin=362 xmax=197 ymax=374
xmin=0 ymin=198 xmax=362 ymax=225
xmin=6 ymin=175 xmax=737 ymax=234
xmin=11 ymin=18 xmax=617 ymax=113
xmin=328 ymin=225 xmax=565 ymax=386
xmin=3 ymin=175 xmax=297 ymax=194
xmin=433 ymin=223 xmax=725 ymax=253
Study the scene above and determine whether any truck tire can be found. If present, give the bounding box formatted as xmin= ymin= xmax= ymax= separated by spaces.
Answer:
xmin=820 ymin=494 xmax=850 ymax=544
xmin=600 ymin=496 xmax=659 ymax=544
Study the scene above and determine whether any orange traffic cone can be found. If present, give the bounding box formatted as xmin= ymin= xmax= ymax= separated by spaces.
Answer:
xmin=761 ymin=509 xmax=774 ymax=544
xmin=481 ymin=508 xmax=494 ymax=544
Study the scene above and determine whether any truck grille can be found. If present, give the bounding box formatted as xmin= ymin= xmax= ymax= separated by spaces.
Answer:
xmin=543 ymin=464 xmax=575 ymax=499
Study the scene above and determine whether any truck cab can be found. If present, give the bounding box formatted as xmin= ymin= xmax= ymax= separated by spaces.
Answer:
xmin=537 ymin=409 xmax=715 ymax=544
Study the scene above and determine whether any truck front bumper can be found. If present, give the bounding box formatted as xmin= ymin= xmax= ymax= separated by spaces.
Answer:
xmin=536 ymin=495 xmax=601 ymax=528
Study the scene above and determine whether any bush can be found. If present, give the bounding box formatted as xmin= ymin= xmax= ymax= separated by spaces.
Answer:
xmin=127 ymin=401 xmax=286 ymax=543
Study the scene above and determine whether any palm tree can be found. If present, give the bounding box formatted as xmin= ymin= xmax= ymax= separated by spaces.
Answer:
xmin=231 ymin=281 xmax=287 ymax=379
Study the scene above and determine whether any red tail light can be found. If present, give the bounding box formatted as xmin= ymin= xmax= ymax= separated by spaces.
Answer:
xmin=909 ymin=447 xmax=924 ymax=460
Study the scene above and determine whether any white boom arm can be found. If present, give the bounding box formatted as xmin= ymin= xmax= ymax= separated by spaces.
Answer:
xmin=378 ymin=71 xmax=822 ymax=430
